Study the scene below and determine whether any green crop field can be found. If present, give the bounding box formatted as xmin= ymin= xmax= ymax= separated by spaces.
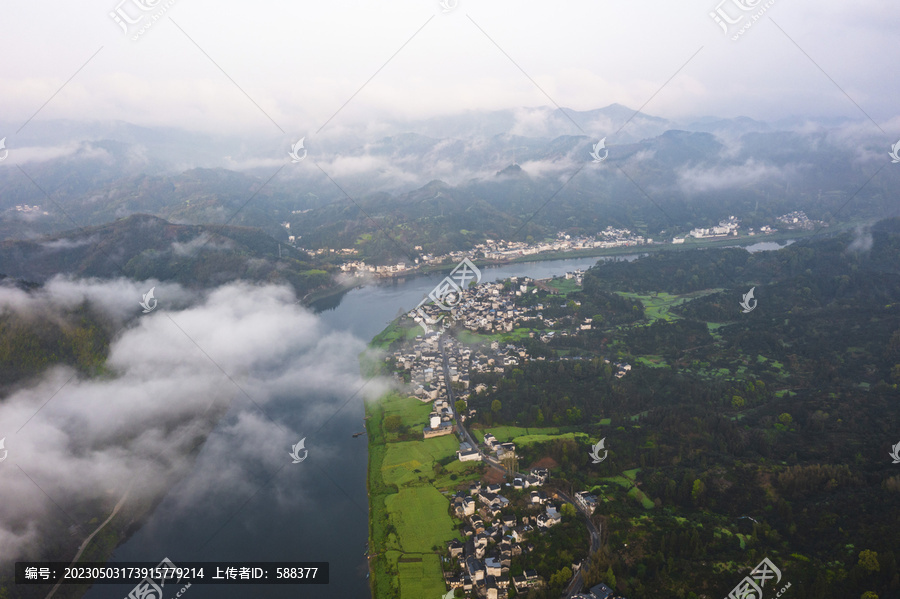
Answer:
xmin=616 ymin=291 xmax=683 ymax=322
xmin=512 ymin=432 xmax=589 ymax=446
xmin=380 ymin=392 xmax=432 ymax=430
xmin=397 ymin=554 xmax=445 ymax=599
xmin=635 ymin=355 xmax=668 ymax=368
xmin=617 ymin=290 xmax=721 ymax=323
xmin=628 ymin=486 xmax=655 ymax=509
xmin=385 ymin=486 xmax=458 ymax=553
xmin=433 ymin=459 xmax=483 ymax=490
xmin=369 ymin=392 xmax=466 ymax=598
xmin=381 ymin=435 xmax=459 ymax=487
xmin=457 ymin=327 xmax=534 ymax=345
xmin=601 ymin=475 xmax=634 ymax=488
xmin=547 ymin=278 xmax=581 ymax=295
xmin=371 ymin=321 xmax=421 ymax=349
xmin=474 ymin=425 xmax=563 ymax=443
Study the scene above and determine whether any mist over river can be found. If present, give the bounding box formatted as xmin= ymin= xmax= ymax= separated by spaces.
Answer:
xmin=87 ymin=246 xmax=803 ymax=599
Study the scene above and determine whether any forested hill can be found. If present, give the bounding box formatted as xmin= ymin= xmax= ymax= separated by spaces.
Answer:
xmin=0 ymin=213 xmax=333 ymax=294
xmin=0 ymin=297 xmax=111 ymax=392
xmin=583 ymin=217 xmax=900 ymax=296
xmin=463 ymin=219 xmax=899 ymax=598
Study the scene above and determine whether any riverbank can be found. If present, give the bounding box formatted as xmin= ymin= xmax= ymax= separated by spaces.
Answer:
xmin=507 ymin=229 xmax=808 ymax=263
xmin=310 ymin=230 xmax=810 ymax=309
xmin=365 ymin=314 xmax=492 ymax=598
xmin=365 ymin=390 xmax=476 ymax=599
xmin=30 ymin=412 xmax=225 ymax=599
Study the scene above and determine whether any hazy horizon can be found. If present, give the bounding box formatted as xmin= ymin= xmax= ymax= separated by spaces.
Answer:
xmin=2 ymin=0 xmax=899 ymax=140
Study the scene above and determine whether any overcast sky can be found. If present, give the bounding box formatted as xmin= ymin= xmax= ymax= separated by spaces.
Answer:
xmin=2 ymin=0 xmax=899 ymax=139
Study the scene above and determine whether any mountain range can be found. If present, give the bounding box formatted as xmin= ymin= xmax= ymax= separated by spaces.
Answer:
xmin=1 ymin=105 xmax=896 ymax=261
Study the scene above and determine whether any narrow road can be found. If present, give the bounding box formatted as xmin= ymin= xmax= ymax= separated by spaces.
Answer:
xmin=557 ymin=489 xmax=602 ymax=598
xmin=439 ymin=334 xmax=602 ymax=597
xmin=45 ymin=486 xmax=131 ymax=599
xmin=439 ymin=334 xmax=484 ymax=460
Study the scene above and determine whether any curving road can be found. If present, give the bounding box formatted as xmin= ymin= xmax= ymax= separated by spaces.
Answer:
xmin=556 ymin=488 xmax=602 ymax=598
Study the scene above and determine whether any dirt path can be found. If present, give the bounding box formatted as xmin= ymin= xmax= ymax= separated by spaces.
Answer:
xmin=45 ymin=486 xmax=132 ymax=599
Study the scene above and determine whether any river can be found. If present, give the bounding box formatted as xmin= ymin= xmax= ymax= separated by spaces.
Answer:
xmin=82 ymin=245 xmax=787 ymax=599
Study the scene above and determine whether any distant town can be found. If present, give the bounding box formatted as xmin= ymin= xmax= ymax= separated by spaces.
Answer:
xmin=290 ymin=211 xmax=822 ymax=277
xmin=11 ymin=204 xmax=50 ymax=215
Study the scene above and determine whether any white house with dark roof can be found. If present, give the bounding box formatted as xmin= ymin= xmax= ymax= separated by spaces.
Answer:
xmin=485 ymin=557 xmax=502 ymax=577
xmin=576 ymin=491 xmax=598 ymax=514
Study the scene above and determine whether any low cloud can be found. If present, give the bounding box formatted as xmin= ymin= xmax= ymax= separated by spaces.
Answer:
xmin=171 ymin=233 xmax=235 ymax=257
xmin=846 ymin=225 xmax=873 ymax=253
xmin=39 ymin=236 xmax=98 ymax=251
xmin=677 ymin=159 xmax=800 ymax=193
xmin=518 ymin=156 xmax=578 ymax=178
xmin=0 ymin=278 xmax=389 ymax=560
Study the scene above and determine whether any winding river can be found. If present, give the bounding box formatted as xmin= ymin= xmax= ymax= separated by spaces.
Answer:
xmin=83 ymin=244 xmax=788 ymax=599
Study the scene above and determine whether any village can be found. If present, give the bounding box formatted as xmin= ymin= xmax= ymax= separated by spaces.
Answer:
xmin=299 ymin=227 xmax=653 ymax=277
xmin=391 ymin=275 xmax=631 ymax=411
xmin=11 ymin=204 xmax=49 ymax=215
xmin=289 ymin=212 xmax=801 ymax=277
xmin=382 ymin=273 xmax=632 ymax=598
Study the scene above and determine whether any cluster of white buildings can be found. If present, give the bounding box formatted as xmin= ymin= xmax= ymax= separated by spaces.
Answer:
xmin=424 ymin=397 xmax=456 ymax=438
xmin=687 ymin=215 xmax=741 ymax=239
xmin=13 ymin=204 xmax=48 ymax=215
xmin=776 ymin=210 xmax=823 ymax=230
xmin=443 ymin=472 xmax=610 ymax=598
xmin=297 ymin=209 xmax=822 ymax=278
xmin=565 ymin=269 xmax=586 ymax=285
xmin=309 ymin=228 xmax=652 ymax=278
xmin=389 ymin=274 xmax=632 ymax=434
xmin=391 ymin=334 xmax=471 ymax=406
xmin=307 ymin=246 xmax=358 ymax=256
xmin=408 ymin=278 xmax=541 ymax=335
xmin=475 ymin=229 xmax=650 ymax=262
xmin=444 ymin=473 xmax=557 ymax=598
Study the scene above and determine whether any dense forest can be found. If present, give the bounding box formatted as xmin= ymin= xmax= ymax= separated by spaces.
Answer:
xmin=465 ymin=219 xmax=900 ymax=598
xmin=0 ymin=214 xmax=334 ymax=296
xmin=0 ymin=278 xmax=113 ymax=393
